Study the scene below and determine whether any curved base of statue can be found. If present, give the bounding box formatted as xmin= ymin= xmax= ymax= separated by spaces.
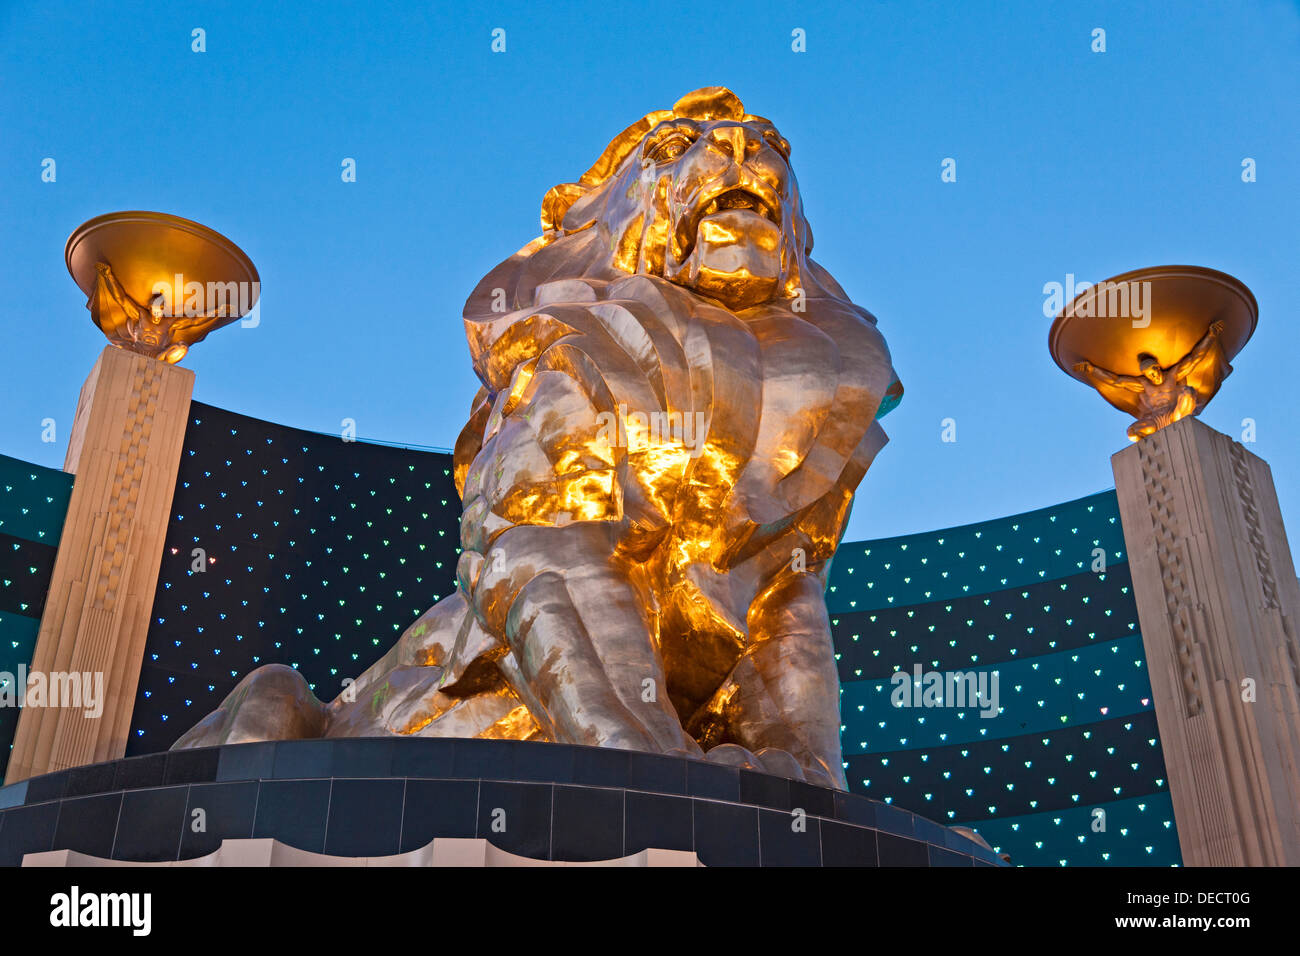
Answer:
xmin=171 ymin=589 xmax=849 ymax=791
xmin=0 ymin=739 xmax=1005 ymax=867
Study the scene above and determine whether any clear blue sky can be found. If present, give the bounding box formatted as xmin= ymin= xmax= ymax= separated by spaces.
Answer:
xmin=2 ymin=0 xmax=1297 ymax=547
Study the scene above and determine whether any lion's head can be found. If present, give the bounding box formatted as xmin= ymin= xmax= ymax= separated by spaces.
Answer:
xmin=462 ymin=86 xmax=902 ymax=416
xmin=539 ymin=87 xmax=810 ymax=311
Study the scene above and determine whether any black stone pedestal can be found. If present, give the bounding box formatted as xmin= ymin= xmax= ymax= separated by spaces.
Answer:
xmin=0 ymin=738 xmax=1004 ymax=866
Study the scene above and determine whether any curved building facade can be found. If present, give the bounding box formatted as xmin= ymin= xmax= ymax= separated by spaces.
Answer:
xmin=2 ymin=402 xmax=1186 ymax=865
xmin=127 ymin=401 xmax=462 ymax=753
xmin=827 ymin=491 xmax=1180 ymax=865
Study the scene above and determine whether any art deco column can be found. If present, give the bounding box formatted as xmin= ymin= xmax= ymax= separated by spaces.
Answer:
xmin=5 ymin=348 xmax=194 ymax=782
xmin=1050 ymin=265 xmax=1300 ymax=866
xmin=1112 ymin=417 xmax=1300 ymax=866
xmin=5 ymin=212 xmax=258 ymax=783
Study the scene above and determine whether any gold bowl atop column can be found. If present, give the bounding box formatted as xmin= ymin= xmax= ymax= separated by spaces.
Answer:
xmin=66 ymin=211 xmax=260 ymax=364
xmin=1049 ymin=265 xmax=1257 ymax=441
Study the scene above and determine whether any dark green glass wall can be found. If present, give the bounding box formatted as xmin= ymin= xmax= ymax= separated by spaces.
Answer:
xmin=827 ymin=490 xmax=1181 ymax=866
xmin=0 ymin=453 xmax=74 ymax=779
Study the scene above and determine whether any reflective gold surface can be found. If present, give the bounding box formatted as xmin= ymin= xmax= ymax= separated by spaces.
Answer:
xmin=66 ymin=211 xmax=259 ymax=363
xmin=1049 ymin=266 xmax=1256 ymax=441
xmin=175 ymin=88 xmax=902 ymax=789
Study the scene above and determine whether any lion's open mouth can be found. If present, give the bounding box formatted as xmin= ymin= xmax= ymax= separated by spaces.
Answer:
xmin=675 ymin=186 xmax=782 ymax=260
xmin=700 ymin=189 xmax=777 ymax=222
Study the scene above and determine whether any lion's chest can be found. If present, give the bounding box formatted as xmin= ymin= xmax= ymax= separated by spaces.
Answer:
xmin=604 ymin=295 xmax=884 ymax=528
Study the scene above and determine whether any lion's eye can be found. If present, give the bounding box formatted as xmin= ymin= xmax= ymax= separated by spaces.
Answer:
xmin=649 ymin=134 xmax=693 ymax=163
xmin=763 ymin=131 xmax=791 ymax=159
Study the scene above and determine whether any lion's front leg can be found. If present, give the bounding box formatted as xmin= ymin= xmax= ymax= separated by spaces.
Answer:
xmin=690 ymin=572 xmax=849 ymax=789
xmin=470 ymin=522 xmax=703 ymax=757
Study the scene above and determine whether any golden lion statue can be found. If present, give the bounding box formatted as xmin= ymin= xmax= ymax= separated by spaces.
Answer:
xmin=174 ymin=87 xmax=901 ymax=790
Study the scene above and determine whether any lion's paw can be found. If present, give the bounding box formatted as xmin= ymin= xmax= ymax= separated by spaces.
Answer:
xmin=752 ymin=747 xmax=807 ymax=783
xmin=703 ymin=743 xmax=841 ymax=787
xmin=703 ymin=743 xmax=763 ymax=771
xmin=170 ymin=663 xmax=327 ymax=749
xmin=703 ymin=743 xmax=808 ymax=782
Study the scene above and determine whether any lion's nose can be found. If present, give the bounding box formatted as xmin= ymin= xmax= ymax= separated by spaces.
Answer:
xmin=707 ymin=124 xmax=763 ymax=163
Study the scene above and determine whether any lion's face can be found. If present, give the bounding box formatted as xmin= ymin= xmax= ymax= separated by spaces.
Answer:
xmin=557 ymin=112 xmax=812 ymax=313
